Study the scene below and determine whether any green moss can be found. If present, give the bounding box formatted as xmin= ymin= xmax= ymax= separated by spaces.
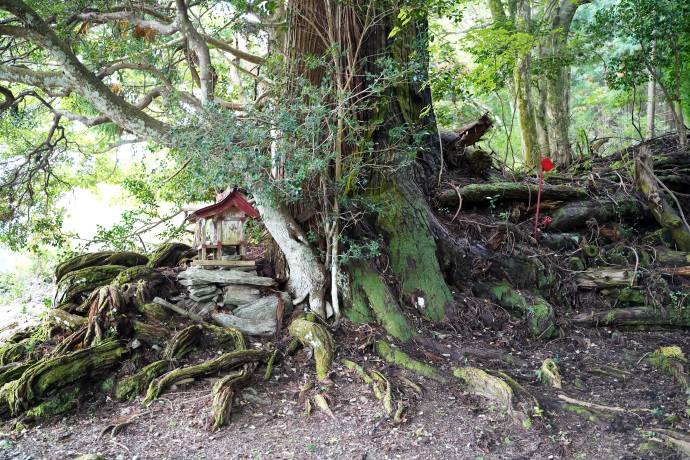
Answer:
xmin=288 ymin=319 xmax=335 ymax=380
xmin=479 ymin=282 xmax=557 ymax=339
xmin=346 ymin=261 xmax=415 ymax=341
xmin=375 ymin=341 xmax=445 ymax=382
xmin=116 ymin=360 xmax=170 ymax=400
xmin=113 ymin=266 xmax=161 ymax=285
xmin=25 ymin=387 xmax=81 ymax=420
xmin=374 ymin=187 xmax=453 ymax=321
xmin=55 ymin=265 xmax=127 ymax=308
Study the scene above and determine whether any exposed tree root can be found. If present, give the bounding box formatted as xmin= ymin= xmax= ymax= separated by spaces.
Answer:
xmin=375 ymin=341 xmax=445 ymax=382
xmin=116 ymin=360 xmax=170 ymax=400
xmin=453 ymin=367 xmax=534 ymax=428
xmin=0 ymin=341 xmax=129 ymax=417
xmin=288 ymin=319 xmax=334 ymax=380
xmin=164 ymin=325 xmax=203 ymax=360
xmin=142 ymin=349 xmax=270 ymax=405
xmin=210 ymin=364 xmax=254 ymax=429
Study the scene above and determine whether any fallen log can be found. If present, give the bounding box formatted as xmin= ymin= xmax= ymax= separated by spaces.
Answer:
xmin=635 ymin=145 xmax=690 ymax=251
xmin=548 ymin=194 xmax=648 ymax=231
xmin=575 ymin=268 xmax=636 ymax=289
xmin=572 ymin=306 xmax=690 ymax=328
xmin=435 ymin=183 xmax=587 ymax=208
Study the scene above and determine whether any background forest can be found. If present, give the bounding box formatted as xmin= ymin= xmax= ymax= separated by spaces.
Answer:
xmin=1 ymin=0 xmax=688 ymax=258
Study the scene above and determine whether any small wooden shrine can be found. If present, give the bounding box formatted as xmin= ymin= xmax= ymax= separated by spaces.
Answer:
xmin=186 ymin=190 xmax=260 ymax=267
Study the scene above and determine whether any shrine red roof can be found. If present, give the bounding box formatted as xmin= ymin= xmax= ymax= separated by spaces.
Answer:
xmin=187 ymin=191 xmax=259 ymax=221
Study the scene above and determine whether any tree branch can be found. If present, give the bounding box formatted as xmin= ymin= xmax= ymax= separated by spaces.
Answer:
xmin=70 ymin=10 xmax=178 ymax=35
xmin=0 ymin=0 xmax=172 ymax=144
xmin=0 ymin=65 xmax=73 ymax=91
xmin=175 ymin=0 xmax=213 ymax=105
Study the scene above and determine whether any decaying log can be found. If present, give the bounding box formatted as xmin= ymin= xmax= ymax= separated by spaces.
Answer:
xmin=575 ymin=268 xmax=636 ymax=289
xmin=572 ymin=306 xmax=690 ymax=328
xmin=635 ymin=145 xmax=690 ymax=251
xmin=435 ymin=183 xmax=587 ymax=208
xmin=548 ymin=194 xmax=648 ymax=231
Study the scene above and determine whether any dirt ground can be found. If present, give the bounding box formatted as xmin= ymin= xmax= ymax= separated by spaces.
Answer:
xmin=2 ymin=302 xmax=690 ymax=460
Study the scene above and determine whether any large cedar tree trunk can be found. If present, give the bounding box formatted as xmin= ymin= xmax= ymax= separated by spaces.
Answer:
xmin=283 ymin=0 xmax=455 ymax=339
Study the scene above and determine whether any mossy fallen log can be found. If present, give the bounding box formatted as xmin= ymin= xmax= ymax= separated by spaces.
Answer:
xmin=143 ymin=349 xmax=270 ymax=405
xmin=472 ymin=282 xmax=557 ymax=339
xmin=548 ymin=194 xmax=648 ymax=232
xmin=636 ymin=146 xmax=690 ymax=251
xmin=0 ymin=340 xmax=129 ymax=418
xmin=435 ymin=182 xmax=587 ymax=209
xmin=288 ymin=319 xmax=335 ymax=380
xmin=55 ymin=252 xmax=148 ymax=283
xmin=572 ymin=306 xmax=690 ymax=329
xmin=115 ymin=360 xmax=170 ymax=400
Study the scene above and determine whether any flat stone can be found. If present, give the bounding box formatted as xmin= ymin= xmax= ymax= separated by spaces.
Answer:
xmin=188 ymin=285 xmax=221 ymax=297
xmin=191 ymin=301 xmax=216 ymax=317
xmin=223 ymin=285 xmax=262 ymax=307
xmin=212 ymin=313 xmax=276 ymax=336
xmin=233 ymin=295 xmax=294 ymax=321
xmin=179 ymin=267 xmax=276 ymax=287
xmin=178 ymin=279 xmax=210 ymax=287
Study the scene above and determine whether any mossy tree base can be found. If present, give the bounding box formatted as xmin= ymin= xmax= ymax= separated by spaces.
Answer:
xmin=288 ymin=319 xmax=334 ymax=380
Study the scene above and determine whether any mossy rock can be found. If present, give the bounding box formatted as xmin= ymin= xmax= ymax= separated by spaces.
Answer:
xmin=54 ymin=265 xmax=127 ymax=309
xmin=147 ymin=243 xmax=192 ymax=268
xmin=288 ymin=319 xmax=335 ymax=380
xmin=55 ymin=252 xmax=147 ymax=283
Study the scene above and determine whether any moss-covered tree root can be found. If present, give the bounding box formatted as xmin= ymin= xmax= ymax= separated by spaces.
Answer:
xmin=115 ymin=360 xmax=170 ymax=400
xmin=143 ymin=349 xmax=270 ymax=405
xmin=0 ymin=340 xmax=129 ymax=418
xmin=288 ymin=319 xmax=334 ymax=380
xmin=472 ymin=282 xmax=557 ymax=339
xmin=375 ymin=341 xmax=445 ymax=382
xmin=453 ymin=367 xmax=534 ymax=428
xmin=164 ymin=325 xmax=203 ymax=360
xmin=210 ymin=364 xmax=254 ymax=429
